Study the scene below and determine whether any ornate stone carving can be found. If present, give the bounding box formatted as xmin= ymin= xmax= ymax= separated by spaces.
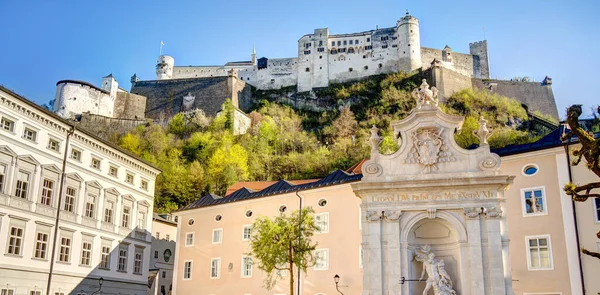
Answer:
xmin=366 ymin=210 xmax=382 ymax=222
xmin=464 ymin=207 xmax=481 ymax=219
xmin=416 ymin=245 xmax=457 ymax=295
xmin=182 ymin=92 xmax=196 ymax=112
xmin=485 ymin=206 xmax=502 ymax=218
xmin=364 ymin=163 xmax=383 ymax=176
xmin=427 ymin=208 xmax=437 ymax=219
xmin=384 ymin=210 xmax=401 ymax=221
xmin=367 ymin=125 xmax=382 ymax=153
xmin=473 ymin=116 xmax=492 ymax=145
xmin=407 ymin=127 xmax=443 ymax=173
xmin=412 ymin=79 xmax=439 ymax=109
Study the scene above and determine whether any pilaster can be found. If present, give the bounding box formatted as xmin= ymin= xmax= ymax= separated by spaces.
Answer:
xmin=465 ymin=207 xmax=485 ymax=295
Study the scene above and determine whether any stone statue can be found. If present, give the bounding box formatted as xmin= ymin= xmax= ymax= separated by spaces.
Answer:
xmin=412 ymin=79 xmax=439 ymax=109
xmin=473 ymin=116 xmax=492 ymax=145
xmin=416 ymin=245 xmax=457 ymax=295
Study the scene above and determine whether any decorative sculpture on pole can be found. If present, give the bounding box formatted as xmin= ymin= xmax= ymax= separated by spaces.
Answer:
xmin=473 ymin=116 xmax=492 ymax=145
xmin=412 ymin=79 xmax=439 ymax=109
xmin=415 ymin=245 xmax=457 ymax=295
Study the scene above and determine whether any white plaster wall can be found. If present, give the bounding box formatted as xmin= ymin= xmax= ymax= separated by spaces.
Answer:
xmin=54 ymin=82 xmax=114 ymax=119
xmin=239 ymin=58 xmax=298 ymax=90
xmin=172 ymin=66 xmax=229 ymax=79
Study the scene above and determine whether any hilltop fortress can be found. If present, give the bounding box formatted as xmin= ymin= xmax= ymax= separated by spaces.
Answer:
xmin=52 ymin=11 xmax=559 ymax=131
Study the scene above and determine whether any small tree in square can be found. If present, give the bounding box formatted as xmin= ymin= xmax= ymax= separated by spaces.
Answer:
xmin=249 ymin=207 xmax=320 ymax=294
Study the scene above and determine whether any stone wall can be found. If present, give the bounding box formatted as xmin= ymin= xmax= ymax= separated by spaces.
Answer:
xmin=114 ymin=92 xmax=147 ymax=119
xmin=239 ymin=58 xmax=299 ymax=91
xmin=131 ymin=76 xmax=253 ymax=120
xmin=430 ymin=64 xmax=473 ymax=102
xmin=78 ymin=113 xmax=147 ymax=141
xmin=471 ymin=79 xmax=559 ymax=120
xmin=54 ymin=80 xmax=114 ymax=119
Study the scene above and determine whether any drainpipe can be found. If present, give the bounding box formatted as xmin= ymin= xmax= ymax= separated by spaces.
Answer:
xmin=295 ymin=191 xmax=303 ymax=295
xmin=46 ymin=125 xmax=75 ymax=295
xmin=380 ymin=211 xmax=385 ymax=294
xmin=563 ymin=134 xmax=586 ymax=294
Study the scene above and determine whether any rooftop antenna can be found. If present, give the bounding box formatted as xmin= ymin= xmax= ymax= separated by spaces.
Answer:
xmin=159 ymin=40 xmax=165 ymax=55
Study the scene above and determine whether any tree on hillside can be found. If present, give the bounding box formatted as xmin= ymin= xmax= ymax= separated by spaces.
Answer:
xmin=249 ymin=207 xmax=320 ymax=295
xmin=563 ymin=105 xmax=600 ymax=259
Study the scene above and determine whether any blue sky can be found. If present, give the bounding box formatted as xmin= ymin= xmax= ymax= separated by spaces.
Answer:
xmin=1 ymin=0 xmax=598 ymax=119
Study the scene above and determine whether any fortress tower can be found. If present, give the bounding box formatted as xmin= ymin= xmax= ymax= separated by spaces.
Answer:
xmin=102 ymin=74 xmax=118 ymax=98
xmin=156 ymin=55 xmax=175 ymax=80
xmin=469 ymin=40 xmax=490 ymax=79
xmin=396 ymin=10 xmax=422 ymax=72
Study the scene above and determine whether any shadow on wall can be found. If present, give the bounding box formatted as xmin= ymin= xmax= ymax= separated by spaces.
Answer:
xmin=148 ymin=236 xmax=176 ymax=295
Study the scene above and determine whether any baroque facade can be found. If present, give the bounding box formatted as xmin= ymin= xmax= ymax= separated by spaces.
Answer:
xmin=0 ymin=86 xmax=161 ymax=295
xmin=172 ymin=83 xmax=597 ymax=295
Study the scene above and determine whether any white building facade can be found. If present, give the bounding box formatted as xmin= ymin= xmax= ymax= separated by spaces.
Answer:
xmin=0 ymin=86 xmax=161 ymax=295
xmin=148 ymin=214 xmax=177 ymax=295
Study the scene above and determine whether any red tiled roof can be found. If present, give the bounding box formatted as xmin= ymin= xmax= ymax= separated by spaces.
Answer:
xmin=346 ymin=159 xmax=367 ymax=174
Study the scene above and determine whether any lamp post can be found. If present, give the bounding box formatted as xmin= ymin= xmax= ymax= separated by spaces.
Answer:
xmin=333 ymin=274 xmax=344 ymax=295
xmin=91 ymin=277 xmax=104 ymax=295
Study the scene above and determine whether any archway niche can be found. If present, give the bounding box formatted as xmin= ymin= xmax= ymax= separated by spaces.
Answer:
xmin=407 ymin=218 xmax=462 ymax=295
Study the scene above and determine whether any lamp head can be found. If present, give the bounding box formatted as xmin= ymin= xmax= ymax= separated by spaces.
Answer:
xmin=334 ymin=274 xmax=340 ymax=284
xmin=99 ymin=277 xmax=104 ymax=286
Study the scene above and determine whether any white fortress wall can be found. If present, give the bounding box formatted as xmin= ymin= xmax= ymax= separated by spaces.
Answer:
xmin=421 ymin=47 xmax=476 ymax=78
xmin=172 ymin=66 xmax=228 ymax=79
xmin=241 ymin=57 xmax=298 ymax=90
xmin=54 ymin=81 xmax=115 ymax=119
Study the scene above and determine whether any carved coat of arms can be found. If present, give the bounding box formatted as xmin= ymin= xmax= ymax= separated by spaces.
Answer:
xmin=411 ymin=127 xmax=443 ymax=173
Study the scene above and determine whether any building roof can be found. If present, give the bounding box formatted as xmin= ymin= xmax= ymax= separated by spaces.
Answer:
xmin=56 ymin=79 xmax=109 ymax=94
xmin=153 ymin=213 xmax=177 ymax=225
xmin=225 ymin=179 xmax=318 ymax=195
xmin=224 ymin=61 xmax=254 ymax=66
xmin=0 ymin=85 xmax=161 ymax=173
xmin=178 ymin=170 xmax=362 ymax=212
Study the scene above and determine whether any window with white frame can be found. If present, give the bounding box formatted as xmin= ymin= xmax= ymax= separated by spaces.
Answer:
xmin=91 ymin=158 xmax=101 ymax=170
xmin=30 ymin=291 xmax=41 ymax=295
xmin=34 ymin=232 xmax=48 ymax=259
xmin=58 ymin=236 xmax=71 ymax=263
xmin=47 ymin=138 xmax=60 ymax=152
xmin=242 ymin=225 xmax=252 ymax=241
xmin=183 ymin=261 xmax=192 ymax=279
xmin=40 ymin=179 xmax=54 ymax=206
xmin=118 ymin=245 xmax=128 ymax=271
xmin=185 ymin=232 xmax=194 ymax=247
xmin=104 ymin=202 xmax=114 ymax=223
xmin=521 ymin=187 xmax=547 ymax=216
xmin=54 ymin=292 xmax=64 ymax=295
xmin=314 ymin=249 xmax=329 ymax=270
xmin=594 ymin=198 xmax=600 ymax=222
xmin=85 ymin=194 xmax=96 ymax=218
xmin=64 ymin=187 xmax=76 ymax=212
xmin=1 ymin=289 xmax=15 ymax=295
xmin=241 ymin=256 xmax=253 ymax=277
xmin=210 ymin=258 xmax=221 ymax=278
xmin=1 ymin=117 xmax=14 ymax=132
xmin=315 ymin=212 xmax=329 ymax=233
xmin=109 ymin=166 xmax=118 ymax=177
xmin=70 ymin=148 xmax=81 ymax=161
xmin=80 ymin=241 xmax=92 ymax=266
xmin=100 ymin=245 xmax=111 ymax=269
xmin=122 ymin=206 xmax=131 ymax=228
xmin=141 ymin=179 xmax=149 ymax=191
xmin=14 ymin=171 xmax=30 ymax=199
xmin=126 ymin=173 xmax=134 ymax=184
xmin=526 ymin=235 xmax=553 ymax=270
xmin=212 ymin=228 xmax=223 ymax=244
xmin=134 ymin=248 xmax=143 ymax=274
xmin=137 ymin=211 xmax=146 ymax=230
xmin=7 ymin=226 xmax=24 ymax=255
xmin=0 ymin=164 xmax=6 ymax=193
xmin=23 ymin=128 xmax=37 ymax=142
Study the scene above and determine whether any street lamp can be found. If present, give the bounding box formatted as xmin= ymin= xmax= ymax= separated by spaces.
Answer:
xmin=333 ymin=274 xmax=344 ymax=295
xmin=91 ymin=277 xmax=104 ymax=295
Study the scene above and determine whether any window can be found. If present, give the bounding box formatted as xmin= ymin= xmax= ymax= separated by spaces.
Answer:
xmin=305 ymin=67 xmax=310 ymax=72
xmin=126 ymin=173 xmax=134 ymax=184
xmin=241 ymin=256 xmax=253 ymax=277
xmin=343 ymin=40 xmax=347 ymax=45
xmin=40 ymin=179 xmax=54 ymax=206
xmin=522 ymin=187 xmax=547 ymax=216
xmin=70 ymin=149 xmax=81 ymax=161
xmin=355 ymin=39 xmax=359 ymax=44
xmin=215 ymin=214 xmax=222 ymax=221
xmin=337 ymin=41 xmax=341 ymax=46
xmin=364 ymin=65 xmax=369 ymax=70
xmin=154 ymin=250 xmax=159 ymax=259
xmin=30 ymin=291 xmax=41 ymax=295
xmin=34 ymin=232 xmax=48 ymax=259
xmin=526 ymin=235 xmax=553 ymax=270
xmin=59 ymin=237 xmax=71 ymax=263
xmin=81 ymin=242 xmax=92 ymax=266
xmin=141 ymin=180 xmax=149 ymax=191
xmin=23 ymin=128 xmax=37 ymax=142
xmin=314 ymin=249 xmax=329 ymax=270
xmin=118 ymin=246 xmax=128 ymax=271
xmin=245 ymin=210 xmax=253 ymax=218
xmin=156 ymin=232 xmax=160 ymax=239
xmin=85 ymin=194 xmax=96 ymax=218
xmin=331 ymin=41 xmax=335 ymax=47
xmin=279 ymin=205 xmax=287 ymax=213
xmin=1 ymin=289 xmax=15 ymax=295
xmin=188 ymin=218 xmax=195 ymax=226
xmin=318 ymin=198 xmax=327 ymax=207
xmin=315 ymin=213 xmax=329 ymax=233
xmin=304 ymin=50 xmax=311 ymax=55
xmin=100 ymin=246 xmax=111 ymax=269
xmin=366 ymin=37 xmax=371 ymax=42
xmin=242 ymin=225 xmax=252 ymax=241
xmin=91 ymin=158 xmax=101 ymax=170
xmin=212 ymin=229 xmax=223 ymax=244
xmin=162 ymin=270 xmax=166 ymax=278
xmin=7 ymin=226 xmax=23 ymax=255
xmin=1 ymin=117 xmax=14 ymax=132
xmin=109 ymin=166 xmax=118 ymax=177
xmin=349 ymin=40 xmax=353 ymax=45
xmin=64 ymin=187 xmax=76 ymax=212
xmin=0 ymin=164 xmax=6 ymax=193
xmin=122 ymin=207 xmax=130 ymax=228
xmin=138 ymin=211 xmax=146 ymax=229
xmin=349 ymin=68 xmax=353 ymax=72
xmin=183 ymin=261 xmax=192 ymax=279
xmin=134 ymin=249 xmax=143 ymax=274
xmin=382 ymin=45 xmax=388 ymax=49
xmin=15 ymin=171 xmax=30 ymax=199
xmin=166 ymin=234 xmax=170 ymax=241
xmin=211 ymin=258 xmax=221 ymax=278
xmin=594 ymin=198 xmax=600 ymax=222
xmin=48 ymin=139 xmax=60 ymax=152
xmin=186 ymin=232 xmax=194 ymax=246
xmin=523 ymin=164 xmax=539 ymax=176
xmin=104 ymin=202 xmax=114 ymax=223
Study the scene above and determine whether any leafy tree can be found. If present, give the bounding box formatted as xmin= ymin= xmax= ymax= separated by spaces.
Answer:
xmin=249 ymin=207 xmax=319 ymax=294
xmin=563 ymin=105 xmax=600 ymax=259
xmin=207 ymin=143 xmax=249 ymax=195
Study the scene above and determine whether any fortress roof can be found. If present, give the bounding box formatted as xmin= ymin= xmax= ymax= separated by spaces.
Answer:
xmin=56 ymin=79 xmax=109 ymax=94
xmin=224 ymin=61 xmax=253 ymax=66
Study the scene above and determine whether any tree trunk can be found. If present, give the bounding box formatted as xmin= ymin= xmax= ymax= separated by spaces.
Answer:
xmin=289 ymin=246 xmax=294 ymax=295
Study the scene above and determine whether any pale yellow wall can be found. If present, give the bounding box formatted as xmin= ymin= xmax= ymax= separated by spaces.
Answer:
xmin=500 ymin=148 xmax=572 ymax=295
xmin=570 ymin=151 xmax=600 ymax=294
xmin=174 ymin=184 xmax=363 ymax=295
